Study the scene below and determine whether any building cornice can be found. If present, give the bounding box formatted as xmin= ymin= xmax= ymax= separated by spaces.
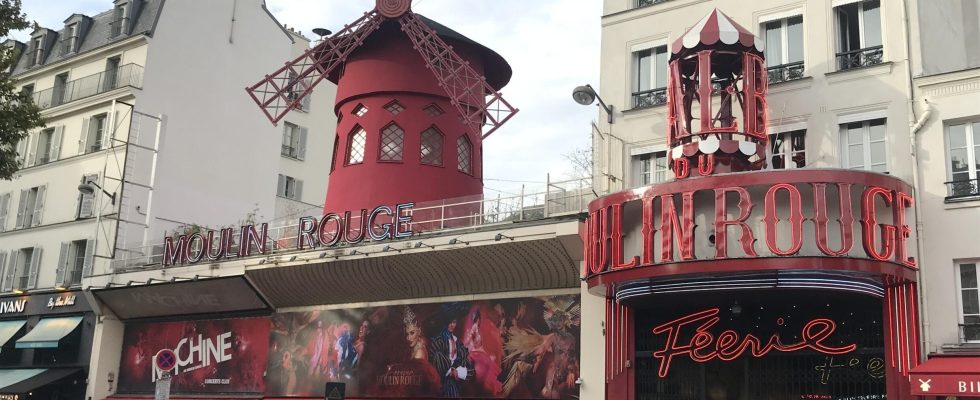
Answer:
xmin=915 ymin=68 xmax=980 ymax=98
xmin=602 ymin=0 xmax=712 ymax=27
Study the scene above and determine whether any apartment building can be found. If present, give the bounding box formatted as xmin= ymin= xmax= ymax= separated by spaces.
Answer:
xmin=0 ymin=1 xmax=335 ymax=398
xmin=587 ymin=0 xmax=980 ymax=399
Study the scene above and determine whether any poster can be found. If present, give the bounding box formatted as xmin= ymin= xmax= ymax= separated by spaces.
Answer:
xmin=117 ymin=316 xmax=271 ymax=394
xmin=267 ymin=295 xmax=580 ymax=399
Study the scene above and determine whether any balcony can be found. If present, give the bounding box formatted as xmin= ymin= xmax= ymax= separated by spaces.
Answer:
xmin=836 ymin=46 xmax=883 ymax=71
xmin=945 ymin=178 xmax=980 ymax=201
xmin=767 ymin=62 xmax=805 ymax=84
xmin=635 ymin=0 xmax=672 ymax=8
xmin=961 ymin=323 xmax=980 ymax=343
xmin=632 ymin=87 xmax=667 ymax=108
xmin=31 ymin=63 xmax=143 ymax=110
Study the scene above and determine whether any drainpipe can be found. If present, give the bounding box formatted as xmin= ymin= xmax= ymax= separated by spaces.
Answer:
xmin=901 ymin=0 xmax=934 ymax=358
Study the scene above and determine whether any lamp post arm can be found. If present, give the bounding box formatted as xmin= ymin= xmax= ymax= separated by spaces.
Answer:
xmin=586 ymin=84 xmax=614 ymax=124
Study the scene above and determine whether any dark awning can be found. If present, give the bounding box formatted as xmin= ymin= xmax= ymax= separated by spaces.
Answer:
xmin=14 ymin=317 xmax=82 ymax=349
xmin=910 ymin=354 xmax=980 ymax=397
xmin=92 ymin=276 xmax=269 ymax=320
xmin=0 ymin=368 xmax=81 ymax=394
xmin=0 ymin=320 xmax=26 ymax=348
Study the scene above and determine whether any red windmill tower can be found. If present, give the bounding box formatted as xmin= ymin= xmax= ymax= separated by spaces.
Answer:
xmin=666 ymin=9 xmax=769 ymax=179
xmin=246 ymin=0 xmax=517 ymax=219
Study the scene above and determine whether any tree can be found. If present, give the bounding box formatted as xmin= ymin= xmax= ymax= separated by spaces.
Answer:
xmin=0 ymin=0 xmax=44 ymax=180
xmin=563 ymin=145 xmax=593 ymax=181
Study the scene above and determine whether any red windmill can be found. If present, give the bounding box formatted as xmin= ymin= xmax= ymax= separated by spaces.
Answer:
xmin=246 ymin=0 xmax=517 ymax=219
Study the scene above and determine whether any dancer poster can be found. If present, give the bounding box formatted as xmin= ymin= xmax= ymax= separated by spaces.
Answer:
xmin=266 ymin=295 xmax=580 ymax=399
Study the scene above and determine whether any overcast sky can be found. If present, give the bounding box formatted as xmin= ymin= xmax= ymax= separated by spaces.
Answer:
xmin=13 ymin=0 xmax=600 ymax=197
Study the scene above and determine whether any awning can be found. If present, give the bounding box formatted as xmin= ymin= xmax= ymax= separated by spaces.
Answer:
xmin=14 ymin=316 xmax=82 ymax=349
xmin=910 ymin=354 xmax=980 ymax=397
xmin=0 ymin=321 xmax=26 ymax=348
xmin=0 ymin=368 xmax=81 ymax=394
xmin=92 ymin=276 xmax=269 ymax=320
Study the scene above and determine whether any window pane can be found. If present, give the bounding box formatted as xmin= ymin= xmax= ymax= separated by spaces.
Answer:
xmin=348 ymin=128 xmax=366 ymax=164
xmin=787 ymin=16 xmax=804 ymax=63
xmin=847 ymin=145 xmax=864 ymax=169
xmin=962 ymin=264 xmax=979 ymax=289
xmin=838 ymin=3 xmax=861 ymax=52
xmin=791 ymin=130 xmax=806 ymax=152
xmin=637 ymin=50 xmax=652 ymax=92
xmin=963 ymin=289 xmax=980 ymax=315
xmin=847 ymin=126 xmax=863 ymax=145
xmin=949 ymin=124 xmax=968 ymax=149
xmin=973 ymin=122 xmax=980 ymax=145
xmin=870 ymin=141 xmax=886 ymax=166
xmin=379 ymin=123 xmax=404 ymax=161
xmin=869 ymin=120 xmax=886 ymax=140
xmin=871 ymin=163 xmax=887 ymax=173
xmin=863 ymin=0 xmax=882 ymax=48
xmin=765 ymin=21 xmax=783 ymax=65
xmin=772 ymin=155 xmax=786 ymax=170
xmin=951 ymin=148 xmax=970 ymax=174
xmin=654 ymin=47 xmax=669 ymax=89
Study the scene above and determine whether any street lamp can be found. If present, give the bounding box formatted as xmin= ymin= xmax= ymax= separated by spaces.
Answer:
xmin=572 ymin=84 xmax=615 ymax=124
xmin=77 ymin=180 xmax=116 ymax=205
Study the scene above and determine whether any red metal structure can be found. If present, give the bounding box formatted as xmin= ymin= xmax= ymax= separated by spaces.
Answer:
xmin=667 ymin=10 xmax=769 ymax=178
xmin=246 ymin=0 xmax=517 ymax=215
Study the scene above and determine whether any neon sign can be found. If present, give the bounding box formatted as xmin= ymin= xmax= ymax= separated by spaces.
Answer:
xmin=651 ymin=308 xmax=857 ymax=378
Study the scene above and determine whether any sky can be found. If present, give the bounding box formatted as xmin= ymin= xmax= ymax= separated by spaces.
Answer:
xmin=11 ymin=0 xmax=602 ymax=198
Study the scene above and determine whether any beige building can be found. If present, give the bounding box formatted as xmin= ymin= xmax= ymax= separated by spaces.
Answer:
xmin=589 ymin=0 xmax=980 ymax=398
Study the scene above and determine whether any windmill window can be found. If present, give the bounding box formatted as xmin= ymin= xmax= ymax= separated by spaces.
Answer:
xmin=384 ymin=101 xmax=405 ymax=115
xmin=379 ymin=123 xmax=405 ymax=162
xmin=347 ymin=126 xmax=367 ymax=165
xmin=456 ymin=136 xmax=472 ymax=174
xmin=420 ymin=127 xmax=444 ymax=166
xmin=423 ymin=104 xmax=444 ymax=117
xmin=353 ymin=104 xmax=368 ymax=117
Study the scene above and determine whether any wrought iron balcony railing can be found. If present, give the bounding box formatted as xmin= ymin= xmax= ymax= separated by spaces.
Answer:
xmin=946 ymin=178 xmax=980 ymax=201
xmin=767 ymin=62 xmax=805 ymax=84
xmin=635 ymin=0 xmax=672 ymax=8
xmin=836 ymin=46 xmax=883 ymax=71
xmin=961 ymin=323 xmax=980 ymax=343
xmin=31 ymin=63 xmax=144 ymax=110
xmin=632 ymin=87 xmax=668 ymax=108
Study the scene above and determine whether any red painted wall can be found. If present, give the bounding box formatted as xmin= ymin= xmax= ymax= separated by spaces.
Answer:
xmin=325 ymin=25 xmax=489 ymax=215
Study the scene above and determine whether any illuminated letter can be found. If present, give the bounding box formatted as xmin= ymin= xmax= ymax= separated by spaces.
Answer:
xmin=588 ymin=208 xmax=608 ymax=275
xmin=659 ymin=192 xmax=696 ymax=262
xmin=393 ymin=202 xmax=414 ymax=239
xmin=812 ymin=183 xmax=854 ymax=256
xmin=185 ymin=233 xmax=208 ymax=263
xmin=893 ymin=191 xmax=916 ymax=267
xmin=697 ymin=155 xmax=715 ymax=176
xmin=611 ymin=203 xmax=640 ymax=270
xmin=861 ymin=187 xmax=896 ymax=261
xmin=297 ymin=216 xmax=319 ymax=250
xmin=763 ymin=184 xmax=804 ymax=256
xmin=641 ymin=196 xmax=656 ymax=265
xmin=367 ymin=206 xmax=394 ymax=241
xmin=714 ymin=187 xmax=757 ymax=258
xmin=163 ymin=235 xmax=188 ymax=266
xmin=238 ymin=223 xmax=269 ymax=257
xmin=343 ymin=210 xmax=368 ymax=244
xmin=318 ymin=213 xmax=343 ymax=247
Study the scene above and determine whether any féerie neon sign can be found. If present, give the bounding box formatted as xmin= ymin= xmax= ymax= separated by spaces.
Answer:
xmin=651 ymin=308 xmax=857 ymax=378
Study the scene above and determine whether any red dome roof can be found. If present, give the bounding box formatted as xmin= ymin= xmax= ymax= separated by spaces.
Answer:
xmin=670 ymin=9 xmax=764 ymax=60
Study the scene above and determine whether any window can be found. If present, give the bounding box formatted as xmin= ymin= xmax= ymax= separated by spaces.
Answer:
xmin=379 ymin=123 xmax=404 ymax=162
xmin=52 ymin=72 xmax=69 ymax=107
xmin=20 ymin=84 xmax=34 ymax=98
xmin=945 ymin=122 xmax=980 ymax=199
xmin=33 ymin=127 xmax=61 ymax=166
xmin=769 ymin=130 xmax=806 ymax=169
xmin=80 ymin=114 xmax=108 ymax=154
xmin=0 ymin=192 xmax=10 ymax=232
xmin=762 ymin=16 xmax=804 ymax=83
xmin=110 ymin=4 xmax=128 ymax=38
xmin=420 ymin=127 xmax=444 ymax=166
xmin=15 ymin=185 xmax=45 ymax=229
xmin=281 ymin=122 xmax=307 ymax=160
xmin=277 ymin=174 xmax=303 ymax=200
xmin=29 ymin=36 xmax=43 ymax=67
xmin=423 ymin=104 xmax=444 ymax=117
xmin=840 ymin=118 xmax=886 ymax=173
xmin=635 ymin=0 xmax=670 ymax=8
xmin=104 ymin=57 xmax=120 ymax=91
xmin=330 ymin=134 xmax=340 ymax=172
xmin=958 ymin=263 xmax=980 ymax=342
xmin=456 ymin=135 xmax=472 ymax=174
xmin=77 ymin=174 xmax=98 ymax=219
xmin=3 ymin=247 xmax=40 ymax=292
xmin=352 ymin=104 xmax=368 ymax=117
xmin=346 ymin=127 xmax=366 ymax=165
xmin=384 ymin=101 xmax=405 ymax=115
xmin=62 ymin=23 xmax=79 ymax=54
xmin=633 ymin=45 xmax=669 ymax=108
xmin=835 ymin=0 xmax=882 ymax=70
xmin=633 ymin=151 xmax=668 ymax=187
xmin=58 ymin=240 xmax=93 ymax=287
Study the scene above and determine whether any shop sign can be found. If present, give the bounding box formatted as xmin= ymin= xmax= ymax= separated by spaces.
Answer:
xmin=0 ymin=291 xmax=90 ymax=315
xmin=583 ymin=179 xmax=916 ymax=279
xmin=0 ymin=299 xmax=26 ymax=314
xmin=163 ymin=203 xmax=414 ymax=266
xmin=912 ymin=376 xmax=980 ymax=396
xmin=46 ymin=294 xmax=76 ymax=309
xmin=651 ymin=308 xmax=857 ymax=378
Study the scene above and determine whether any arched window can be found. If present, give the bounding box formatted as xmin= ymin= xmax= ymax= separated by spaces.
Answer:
xmin=379 ymin=123 xmax=404 ymax=162
xmin=420 ymin=127 xmax=444 ymax=166
xmin=346 ymin=126 xmax=366 ymax=165
xmin=456 ymin=135 xmax=472 ymax=174
xmin=330 ymin=134 xmax=340 ymax=172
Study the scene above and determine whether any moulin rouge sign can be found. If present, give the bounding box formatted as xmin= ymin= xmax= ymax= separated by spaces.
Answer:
xmin=164 ymin=203 xmax=414 ymax=266
xmin=583 ymin=172 xmax=918 ymax=279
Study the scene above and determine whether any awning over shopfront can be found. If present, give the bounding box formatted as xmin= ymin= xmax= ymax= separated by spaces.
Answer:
xmin=92 ymin=276 xmax=269 ymax=319
xmin=0 ymin=368 xmax=82 ymax=394
xmin=910 ymin=354 xmax=980 ymax=397
xmin=14 ymin=316 xmax=82 ymax=349
xmin=0 ymin=321 xmax=26 ymax=348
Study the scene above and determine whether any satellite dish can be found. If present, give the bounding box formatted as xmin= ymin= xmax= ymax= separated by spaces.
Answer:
xmin=312 ymin=28 xmax=332 ymax=37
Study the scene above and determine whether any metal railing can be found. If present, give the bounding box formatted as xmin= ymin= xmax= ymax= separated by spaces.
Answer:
xmin=109 ymin=177 xmax=596 ymax=271
xmin=31 ymin=63 xmax=143 ymax=110
xmin=960 ymin=323 xmax=980 ymax=343
xmin=767 ymin=62 xmax=805 ymax=84
xmin=635 ymin=0 xmax=672 ymax=8
xmin=836 ymin=46 xmax=883 ymax=71
xmin=946 ymin=178 xmax=980 ymax=201
xmin=632 ymin=88 xmax=668 ymax=108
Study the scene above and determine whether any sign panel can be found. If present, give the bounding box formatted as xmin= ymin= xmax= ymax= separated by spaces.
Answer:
xmin=911 ymin=374 xmax=980 ymax=396
xmin=117 ymin=316 xmax=270 ymax=394
xmin=0 ymin=291 xmax=90 ymax=316
xmin=266 ymin=295 xmax=580 ymax=399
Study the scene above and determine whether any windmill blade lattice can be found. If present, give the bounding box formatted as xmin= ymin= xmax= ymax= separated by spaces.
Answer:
xmin=245 ymin=11 xmax=384 ymax=125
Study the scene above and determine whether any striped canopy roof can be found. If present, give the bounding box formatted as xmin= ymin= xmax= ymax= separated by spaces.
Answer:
xmin=670 ymin=9 xmax=765 ymax=60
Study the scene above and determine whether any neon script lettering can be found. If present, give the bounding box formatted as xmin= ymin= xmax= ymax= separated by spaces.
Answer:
xmin=651 ymin=308 xmax=857 ymax=378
